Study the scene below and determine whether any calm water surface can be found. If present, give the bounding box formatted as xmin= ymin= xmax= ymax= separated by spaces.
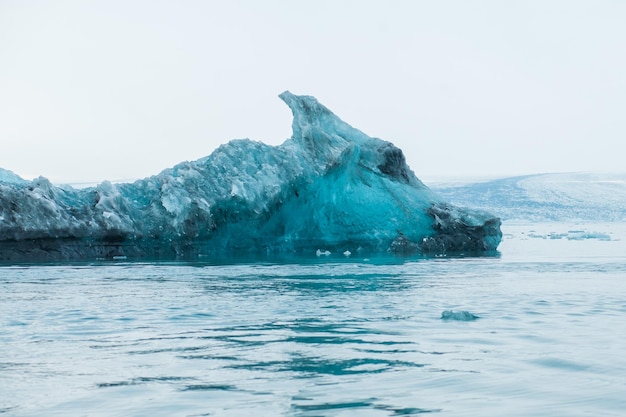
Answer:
xmin=1 ymin=223 xmax=626 ymax=416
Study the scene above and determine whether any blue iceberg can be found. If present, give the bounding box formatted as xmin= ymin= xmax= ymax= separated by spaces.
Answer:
xmin=0 ymin=92 xmax=501 ymax=261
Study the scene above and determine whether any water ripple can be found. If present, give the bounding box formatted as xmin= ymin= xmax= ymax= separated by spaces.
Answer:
xmin=2 ymin=243 xmax=626 ymax=416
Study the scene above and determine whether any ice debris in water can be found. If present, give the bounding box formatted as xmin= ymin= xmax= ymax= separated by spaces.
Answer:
xmin=441 ymin=310 xmax=479 ymax=321
xmin=0 ymin=91 xmax=502 ymax=261
xmin=527 ymin=230 xmax=612 ymax=241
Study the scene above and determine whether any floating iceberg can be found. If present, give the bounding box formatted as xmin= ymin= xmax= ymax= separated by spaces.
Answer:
xmin=0 ymin=92 xmax=501 ymax=261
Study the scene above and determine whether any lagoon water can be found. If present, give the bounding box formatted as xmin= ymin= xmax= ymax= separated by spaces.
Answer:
xmin=2 ymin=222 xmax=626 ymax=416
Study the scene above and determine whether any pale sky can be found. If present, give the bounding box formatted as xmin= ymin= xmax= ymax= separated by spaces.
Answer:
xmin=1 ymin=0 xmax=624 ymax=183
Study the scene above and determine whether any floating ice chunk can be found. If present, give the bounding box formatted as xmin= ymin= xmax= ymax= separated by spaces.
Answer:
xmin=441 ymin=310 xmax=479 ymax=321
xmin=528 ymin=230 xmax=612 ymax=241
xmin=566 ymin=231 xmax=611 ymax=241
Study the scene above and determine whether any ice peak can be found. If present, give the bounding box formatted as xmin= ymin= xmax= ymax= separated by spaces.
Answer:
xmin=279 ymin=91 xmax=367 ymax=152
xmin=279 ymin=91 xmax=418 ymax=186
xmin=279 ymin=91 xmax=340 ymax=131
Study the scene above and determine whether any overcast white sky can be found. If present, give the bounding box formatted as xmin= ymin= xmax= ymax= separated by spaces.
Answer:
xmin=1 ymin=0 xmax=624 ymax=183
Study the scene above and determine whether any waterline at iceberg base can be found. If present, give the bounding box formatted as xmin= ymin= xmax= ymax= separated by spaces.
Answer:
xmin=0 ymin=92 xmax=501 ymax=261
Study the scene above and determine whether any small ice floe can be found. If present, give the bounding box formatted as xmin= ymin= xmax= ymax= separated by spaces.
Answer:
xmin=441 ymin=310 xmax=479 ymax=321
xmin=528 ymin=230 xmax=611 ymax=241
xmin=565 ymin=230 xmax=611 ymax=241
xmin=316 ymin=249 xmax=331 ymax=257
xmin=343 ymin=250 xmax=351 ymax=257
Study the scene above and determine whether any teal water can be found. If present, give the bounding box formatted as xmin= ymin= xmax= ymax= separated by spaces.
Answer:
xmin=2 ymin=223 xmax=626 ymax=416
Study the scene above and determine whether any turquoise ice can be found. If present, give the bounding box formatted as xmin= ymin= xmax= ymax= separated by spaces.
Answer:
xmin=0 ymin=92 xmax=501 ymax=261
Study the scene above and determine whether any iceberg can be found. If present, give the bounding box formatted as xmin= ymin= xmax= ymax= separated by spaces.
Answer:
xmin=0 ymin=92 xmax=501 ymax=261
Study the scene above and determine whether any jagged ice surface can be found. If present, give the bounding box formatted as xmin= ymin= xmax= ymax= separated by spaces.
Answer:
xmin=0 ymin=92 xmax=501 ymax=261
xmin=0 ymin=168 xmax=27 ymax=185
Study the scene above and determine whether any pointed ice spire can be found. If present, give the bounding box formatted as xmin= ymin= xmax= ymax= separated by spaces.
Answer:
xmin=279 ymin=91 xmax=421 ymax=186
xmin=278 ymin=91 xmax=371 ymax=163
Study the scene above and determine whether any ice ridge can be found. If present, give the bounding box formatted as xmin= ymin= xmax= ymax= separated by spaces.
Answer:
xmin=0 ymin=168 xmax=27 ymax=185
xmin=0 ymin=91 xmax=502 ymax=261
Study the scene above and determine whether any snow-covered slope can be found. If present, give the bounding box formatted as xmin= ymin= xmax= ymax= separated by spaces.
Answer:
xmin=430 ymin=172 xmax=626 ymax=222
xmin=0 ymin=92 xmax=501 ymax=261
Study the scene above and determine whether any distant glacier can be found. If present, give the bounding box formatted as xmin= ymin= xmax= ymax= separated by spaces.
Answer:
xmin=431 ymin=172 xmax=626 ymax=222
xmin=0 ymin=92 xmax=502 ymax=261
